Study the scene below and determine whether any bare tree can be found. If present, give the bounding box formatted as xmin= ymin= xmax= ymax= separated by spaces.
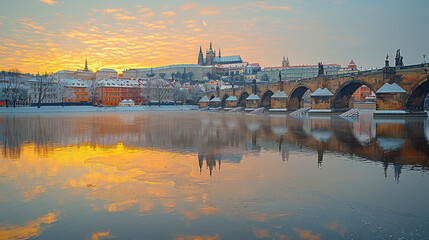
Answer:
xmin=35 ymin=73 xmax=54 ymax=108
xmin=87 ymin=80 xmax=101 ymax=106
xmin=0 ymin=68 xmax=27 ymax=108
xmin=151 ymin=79 xmax=168 ymax=107
xmin=140 ymin=80 xmax=152 ymax=106
xmin=0 ymin=70 xmax=11 ymax=108
xmin=173 ymin=83 xmax=182 ymax=105
xmin=188 ymin=84 xmax=203 ymax=104
xmin=55 ymin=81 xmax=74 ymax=107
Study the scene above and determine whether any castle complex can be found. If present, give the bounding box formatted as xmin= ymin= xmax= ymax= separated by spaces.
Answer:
xmin=198 ymin=42 xmax=243 ymax=66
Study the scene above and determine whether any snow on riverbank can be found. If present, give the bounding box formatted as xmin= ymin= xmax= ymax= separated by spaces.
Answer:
xmin=0 ymin=105 xmax=199 ymax=114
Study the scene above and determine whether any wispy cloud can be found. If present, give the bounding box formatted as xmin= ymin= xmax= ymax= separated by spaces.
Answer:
xmin=138 ymin=8 xmax=151 ymax=13
xmin=102 ymin=8 xmax=136 ymax=22
xmin=248 ymin=1 xmax=291 ymax=11
xmin=162 ymin=11 xmax=175 ymax=17
xmin=38 ymin=0 xmax=57 ymax=6
xmin=182 ymin=3 xmax=198 ymax=11
xmin=200 ymin=8 xmax=221 ymax=15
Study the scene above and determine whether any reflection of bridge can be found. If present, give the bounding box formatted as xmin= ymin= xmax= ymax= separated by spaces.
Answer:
xmin=200 ymin=64 xmax=429 ymax=115
xmin=1 ymin=113 xmax=428 ymax=179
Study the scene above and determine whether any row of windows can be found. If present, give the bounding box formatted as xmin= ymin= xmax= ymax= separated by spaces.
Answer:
xmin=105 ymin=98 xmax=120 ymax=102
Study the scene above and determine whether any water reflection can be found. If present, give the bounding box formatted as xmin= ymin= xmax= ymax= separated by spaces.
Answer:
xmin=0 ymin=112 xmax=428 ymax=239
xmin=2 ymin=113 xmax=428 ymax=171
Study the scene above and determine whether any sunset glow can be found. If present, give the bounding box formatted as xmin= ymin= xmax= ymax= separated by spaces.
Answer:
xmin=1 ymin=0 xmax=428 ymax=74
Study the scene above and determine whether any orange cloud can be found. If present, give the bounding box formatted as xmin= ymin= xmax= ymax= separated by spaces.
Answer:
xmin=199 ymin=205 xmax=220 ymax=216
xmin=0 ymin=212 xmax=58 ymax=240
xmin=138 ymin=8 xmax=151 ymax=13
xmin=248 ymin=1 xmax=292 ymax=11
xmin=140 ymin=12 xmax=154 ymax=18
xmin=103 ymin=8 xmax=124 ymax=14
xmin=182 ymin=211 xmax=199 ymax=220
xmin=182 ymin=3 xmax=198 ymax=11
xmin=19 ymin=17 xmax=45 ymax=31
xmin=200 ymin=9 xmax=221 ymax=15
xmin=113 ymin=14 xmax=136 ymax=22
xmin=89 ymin=231 xmax=114 ymax=240
xmin=293 ymin=228 xmax=322 ymax=240
xmin=162 ymin=11 xmax=176 ymax=17
xmin=253 ymin=227 xmax=271 ymax=239
xmin=326 ymin=222 xmax=346 ymax=238
xmin=38 ymin=0 xmax=57 ymax=6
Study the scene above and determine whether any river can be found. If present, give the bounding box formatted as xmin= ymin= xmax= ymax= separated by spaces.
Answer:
xmin=0 ymin=110 xmax=428 ymax=239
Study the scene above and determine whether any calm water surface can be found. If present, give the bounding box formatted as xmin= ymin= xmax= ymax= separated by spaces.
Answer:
xmin=0 ymin=111 xmax=428 ymax=240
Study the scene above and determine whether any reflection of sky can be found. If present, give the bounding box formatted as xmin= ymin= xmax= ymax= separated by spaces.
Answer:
xmin=0 ymin=112 xmax=429 ymax=239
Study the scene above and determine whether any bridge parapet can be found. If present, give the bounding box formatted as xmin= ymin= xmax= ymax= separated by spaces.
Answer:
xmin=200 ymin=64 xmax=429 ymax=115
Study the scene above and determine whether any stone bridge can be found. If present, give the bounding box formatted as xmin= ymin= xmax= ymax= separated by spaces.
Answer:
xmin=199 ymin=63 xmax=429 ymax=115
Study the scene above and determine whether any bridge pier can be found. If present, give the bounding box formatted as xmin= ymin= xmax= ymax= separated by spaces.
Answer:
xmin=199 ymin=96 xmax=209 ymax=108
xmin=270 ymin=91 xmax=288 ymax=111
xmin=309 ymin=88 xmax=334 ymax=114
xmin=246 ymin=94 xmax=260 ymax=110
xmin=225 ymin=96 xmax=238 ymax=108
xmin=209 ymin=96 xmax=221 ymax=108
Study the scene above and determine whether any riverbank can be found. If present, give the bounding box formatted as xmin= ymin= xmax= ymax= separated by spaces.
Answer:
xmin=0 ymin=105 xmax=199 ymax=113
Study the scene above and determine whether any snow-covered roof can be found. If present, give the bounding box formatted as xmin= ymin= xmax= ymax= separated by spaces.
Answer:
xmin=98 ymin=69 xmax=117 ymax=73
xmin=55 ymin=70 xmax=74 ymax=74
xmin=59 ymin=78 xmax=87 ymax=87
xmin=226 ymin=96 xmax=238 ymax=101
xmin=98 ymin=78 xmax=140 ymax=87
xmin=210 ymin=97 xmax=221 ymax=102
xmin=272 ymin=90 xmax=288 ymax=98
xmin=203 ymin=55 xmax=242 ymax=64
xmin=120 ymin=99 xmax=135 ymax=103
xmin=246 ymin=93 xmax=260 ymax=100
xmin=376 ymin=83 xmax=406 ymax=93
xmin=199 ymin=96 xmax=209 ymax=102
xmin=311 ymin=88 xmax=333 ymax=97
xmin=130 ymin=64 xmax=202 ymax=72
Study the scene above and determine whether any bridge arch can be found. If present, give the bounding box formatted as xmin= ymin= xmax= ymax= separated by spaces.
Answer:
xmin=238 ymin=91 xmax=249 ymax=107
xmin=221 ymin=94 xmax=229 ymax=107
xmin=332 ymin=80 xmax=375 ymax=111
xmin=405 ymin=77 xmax=429 ymax=112
xmin=260 ymin=90 xmax=274 ymax=108
xmin=209 ymin=95 xmax=215 ymax=100
xmin=288 ymin=85 xmax=311 ymax=110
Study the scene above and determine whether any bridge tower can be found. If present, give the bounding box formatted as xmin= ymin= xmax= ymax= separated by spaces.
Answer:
xmin=270 ymin=71 xmax=288 ymax=111
xmin=246 ymin=79 xmax=260 ymax=109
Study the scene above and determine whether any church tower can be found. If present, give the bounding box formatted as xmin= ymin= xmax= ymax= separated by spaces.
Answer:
xmin=84 ymin=55 xmax=88 ymax=71
xmin=282 ymin=56 xmax=290 ymax=67
xmin=206 ymin=42 xmax=216 ymax=66
xmin=198 ymin=46 xmax=204 ymax=65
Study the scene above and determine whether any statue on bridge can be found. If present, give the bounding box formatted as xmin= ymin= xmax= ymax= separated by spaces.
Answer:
xmin=395 ymin=49 xmax=404 ymax=66
xmin=318 ymin=62 xmax=324 ymax=76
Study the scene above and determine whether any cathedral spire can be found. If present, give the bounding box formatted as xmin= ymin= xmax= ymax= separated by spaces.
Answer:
xmin=209 ymin=42 xmax=213 ymax=51
xmin=219 ymin=48 xmax=221 ymax=58
xmin=198 ymin=46 xmax=204 ymax=65
xmin=84 ymin=55 xmax=88 ymax=71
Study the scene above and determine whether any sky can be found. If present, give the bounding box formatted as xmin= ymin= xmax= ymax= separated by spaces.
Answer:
xmin=0 ymin=0 xmax=428 ymax=74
